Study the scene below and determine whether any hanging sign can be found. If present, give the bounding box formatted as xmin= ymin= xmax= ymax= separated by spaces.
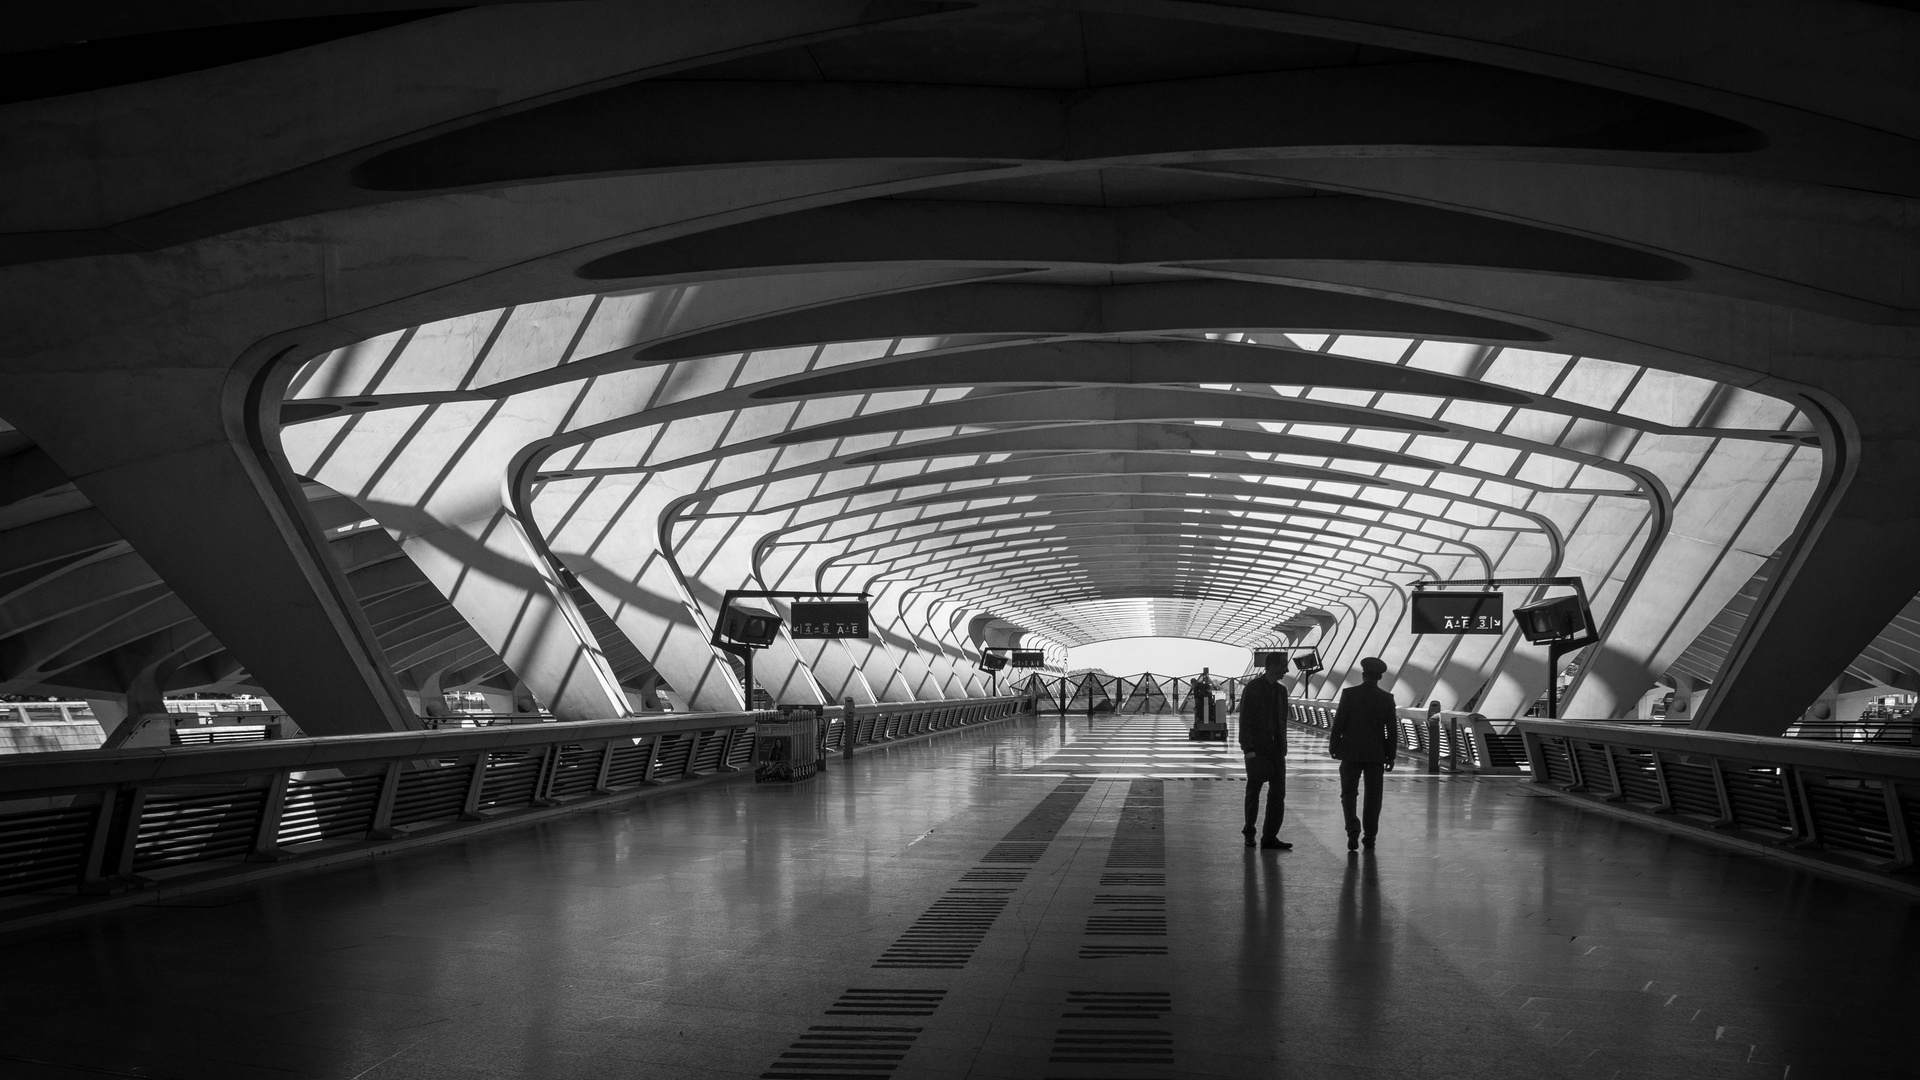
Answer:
xmin=1011 ymin=650 xmax=1046 ymax=668
xmin=788 ymin=600 xmax=871 ymax=639
xmin=1410 ymin=591 xmax=1504 ymax=635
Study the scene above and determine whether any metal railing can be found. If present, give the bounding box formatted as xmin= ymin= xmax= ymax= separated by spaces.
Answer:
xmin=1021 ymin=671 xmax=1270 ymax=715
xmin=1518 ymin=719 xmax=1920 ymax=878
xmin=1289 ymin=699 xmax=1527 ymax=774
xmin=1784 ymin=718 xmax=1916 ymax=745
xmin=0 ymin=696 xmax=1025 ymax=925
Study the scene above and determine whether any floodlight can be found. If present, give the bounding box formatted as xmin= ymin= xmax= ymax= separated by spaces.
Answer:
xmin=980 ymin=652 xmax=1009 ymax=672
xmin=1514 ymin=594 xmax=1586 ymax=644
xmin=1293 ymin=650 xmax=1323 ymax=674
xmin=720 ymin=604 xmax=782 ymax=649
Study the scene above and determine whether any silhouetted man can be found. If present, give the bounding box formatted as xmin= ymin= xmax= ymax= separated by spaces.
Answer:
xmin=1238 ymin=651 xmax=1291 ymax=849
xmin=1191 ymin=668 xmax=1215 ymax=724
xmin=1328 ymin=656 xmax=1398 ymax=852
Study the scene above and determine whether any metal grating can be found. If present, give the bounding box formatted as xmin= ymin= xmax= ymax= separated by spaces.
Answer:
xmin=652 ymin=734 xmax=694 ymax=781
xmin=689 ymin=730 xmax=727 ymax=774
xmin=603 ymin=741 xmax=653 ymax=787
xmin=1724 ymin=766 xmax=1794 ymax=834
xmin=277 ymin=773 xmax=381 ymax=846
xmin=0 ymin=805 xmax=94 ymax=897
xmin=1100 ymin=872 xmax=1165 ymax=887
xmin=389 ymin=764 xmax=471 ymax=826
xmin=1062 ymin=991 xmax=1171 ymax=1020
xmin=545 ymin=744 xmax=603 ymax=799
xmin=825 ymin=989 xmax=946 ymax=1017
xmin=1485 ymin=732 xmax=1528 ymax=767
xmin=728 ymin=728 xmax=757 ymax=768
xmin=1802 ymin=777 xmax=1896 ymax=859
xmin=759 ymin=1025 xmax=919 ymax=1079
xmin=1572 ymin=744 xmax=1613 ymax=793
xmin=1658 ymin=757 xmax=1722 ymax=819
xmin=132 ymin=790 xmax=264 ymax=871
xmin=477 ymin=753 xmax=542 ymax=809
xmin=1609 ymin=748 xmax=1662 ymax=804
xmin=1539 ymin=739 xmax=1577 ymax=786
xmin=1905 ymin=783 xmax=1920 ymax=852
xmin=872 ymin=888 xmax=1013 ymax=969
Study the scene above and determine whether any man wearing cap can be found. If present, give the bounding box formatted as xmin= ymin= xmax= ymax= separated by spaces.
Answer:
xmin=1328 ymin=656 xmax=1399 ymax=851
xmin=1237 ymin=651 xmax=1292 ymax=849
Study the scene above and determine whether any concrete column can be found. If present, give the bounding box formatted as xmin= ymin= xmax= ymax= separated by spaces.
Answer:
xmin=397 ymin=508 xmax=628 ymax=721
xmin=0 ymin=363 xmax=418 ymax=736
xmin=1699 ymin=433 xmax=1920 ymax=734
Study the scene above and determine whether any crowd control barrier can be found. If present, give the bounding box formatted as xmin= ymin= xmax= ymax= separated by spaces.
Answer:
xmin=0 ymin=696 xmax=1025 ymax=931
xmin=1289 ymin=699 xmax=1527 ymax=774
xmin=1518 ymin=719 xmax=1919 ymax=882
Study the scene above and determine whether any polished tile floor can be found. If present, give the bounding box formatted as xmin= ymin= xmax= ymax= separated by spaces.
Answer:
xmin=1 ymin=714 xmax=1916 ymax=1080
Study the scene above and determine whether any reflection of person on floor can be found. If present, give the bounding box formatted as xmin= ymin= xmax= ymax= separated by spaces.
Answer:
xmin=1238 ymin=651 xmax=1291 ymax=849
xmin=1329 ymin=656 xmax=1398 ymax=852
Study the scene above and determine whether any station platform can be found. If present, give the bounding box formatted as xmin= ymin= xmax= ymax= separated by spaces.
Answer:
xmin=0 ymin=713 xmax=1912 ymax=1080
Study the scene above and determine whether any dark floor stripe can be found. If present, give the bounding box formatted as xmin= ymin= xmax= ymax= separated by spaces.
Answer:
xmin=872 ymin=889 xmax=1013 ymax=969
xmin=759 ymin=1025 xmax=921 ymax=1079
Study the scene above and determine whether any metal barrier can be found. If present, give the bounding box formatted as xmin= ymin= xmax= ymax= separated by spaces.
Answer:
xmin=0 ymin=696 xmax=1025 ymax=928
xmin=1784 ymin=718 xmax=1916 ymax=745
xmin=1518 ymin=719 xmax=1920 ymax=879
xmin=1288 ymin=699 xmax=1526 ymax=774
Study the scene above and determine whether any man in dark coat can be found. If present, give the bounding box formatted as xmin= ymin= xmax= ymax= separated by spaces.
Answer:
xmin=1237 ymin=651 xmax=1291 ymax=849
xmin=1328 ymin=656 xmax=1399 ymax=851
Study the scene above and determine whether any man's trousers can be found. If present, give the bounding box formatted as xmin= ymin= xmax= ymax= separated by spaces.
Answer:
xmin=1244 ymin=754 xmax=1285 ymax=839
xmin=1338 ymin=761 xmax=1385 ymax=840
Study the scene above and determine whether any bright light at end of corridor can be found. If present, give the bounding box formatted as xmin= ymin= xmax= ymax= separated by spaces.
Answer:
xmin=1066 ymin=637 xmax=1253 ymax=676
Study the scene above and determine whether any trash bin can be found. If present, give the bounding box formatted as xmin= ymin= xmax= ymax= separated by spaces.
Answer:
xmin=754 ymin=714 xmax=818 ymax=783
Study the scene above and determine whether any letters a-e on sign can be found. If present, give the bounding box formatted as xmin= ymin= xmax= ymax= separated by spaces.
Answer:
xmin=789 ymin=601 xmax=871 ymax=639
xmin=1410 ymin=592 xmax=1504 ymax=635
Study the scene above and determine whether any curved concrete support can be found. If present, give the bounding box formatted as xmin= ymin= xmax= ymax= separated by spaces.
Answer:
xmin=0 ymin=366 xmax=417 ymax=735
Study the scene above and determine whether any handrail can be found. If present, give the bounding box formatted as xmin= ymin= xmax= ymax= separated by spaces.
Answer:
xmin=0 ymin=695 xmax=1028 ymax=931
xmin=1288 ymin=698 xmax=1526 ymax=774
xmin=1517 ymin=718 xmax=1920 ymax=881
xmin=1517 ymin=718 xmax=1920 ymax=779
xmin=0 ymin=696 xmax=1027 ymax=797
xmin=0 ymin=710 xmax=767 ymax=798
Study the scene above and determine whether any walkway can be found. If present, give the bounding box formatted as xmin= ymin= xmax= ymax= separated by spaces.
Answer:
xmin=1 ymin=715 xmax=1913 ymax=1080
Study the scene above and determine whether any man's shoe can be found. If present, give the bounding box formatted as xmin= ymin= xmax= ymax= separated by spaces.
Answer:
xmin=1361 ymin=836 xmax=1376 ymax=850
xmin=1347 ymin=835 xmax=1359 ymax=852
xmin=1242 ymin=827 xmax=1257 ymax=848
xmin=1259 ymin=838 xmax=1292 ymax=850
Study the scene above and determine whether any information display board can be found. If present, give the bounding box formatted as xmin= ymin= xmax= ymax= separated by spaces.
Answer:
xmin=1011 ymin=649 xmax=1046 ymax=669
xmin=1410 ymin=591 xmax=1504 ymax=635
xmin=788 ymin=600 xmax=871 ymax=639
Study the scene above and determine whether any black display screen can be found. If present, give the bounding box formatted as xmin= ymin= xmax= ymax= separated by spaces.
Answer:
xmin=1011 ymin=650 xmax=1046 ymax=668
xmin=1410 ymin=592 xmax=1504 ymax=635
xmin=788 ymin=600 xmax=870 ymax=639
